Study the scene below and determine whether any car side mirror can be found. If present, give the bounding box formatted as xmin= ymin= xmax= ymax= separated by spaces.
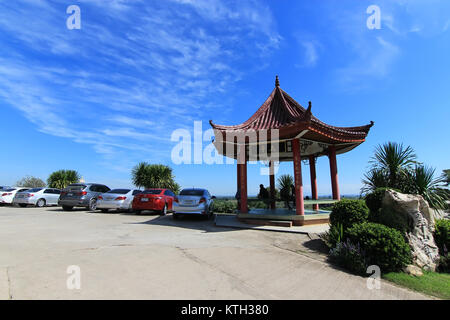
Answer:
xmin=211 ymin=196 xmax=217 ymax=199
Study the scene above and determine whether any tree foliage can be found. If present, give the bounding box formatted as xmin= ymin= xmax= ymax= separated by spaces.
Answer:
xmin=47 ymin=170 xmax=81 ymax=189
xmin=131 ymin=162 xmax=180 ymax=193
xmin=16 ymin=176 xmax=46 ymax=188
xmin=362 ymin=142 xmax=448 ymax=209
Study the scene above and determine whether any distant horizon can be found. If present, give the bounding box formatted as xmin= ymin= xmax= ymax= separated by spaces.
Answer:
xmin=1 ymin=1 xmax=449 ymax=196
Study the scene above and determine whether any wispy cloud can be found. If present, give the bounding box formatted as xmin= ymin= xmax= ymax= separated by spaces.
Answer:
xmin=0 ymin=0 xmax=280 ymax=171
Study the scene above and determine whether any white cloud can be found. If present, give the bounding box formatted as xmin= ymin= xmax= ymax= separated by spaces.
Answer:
xmin=0 ymin=0 xmax=280 ymax=171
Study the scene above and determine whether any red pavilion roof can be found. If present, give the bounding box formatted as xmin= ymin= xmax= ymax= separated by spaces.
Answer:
xmin=210 ymin=76 xmax=374 ymax=144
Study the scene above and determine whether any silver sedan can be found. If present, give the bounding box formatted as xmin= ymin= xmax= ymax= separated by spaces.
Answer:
xmin=173 ymin=188 xmax=215 ymax=219
xmin=13 ymin=188 xmax=61 ymax=207
xmin=96 ymin=189 xmax=141 ymax=213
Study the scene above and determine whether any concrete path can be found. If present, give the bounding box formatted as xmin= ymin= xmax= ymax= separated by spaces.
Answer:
xmin=0 ymin=206 xmax=430 ymax=300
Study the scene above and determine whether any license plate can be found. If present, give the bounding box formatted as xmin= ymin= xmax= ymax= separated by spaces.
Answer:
xmin=141 ymin=198 xmax=149 ymax=202
xmin=17 ymin=195 xmax=24 ymax=198
xmin=184 ymin=200 xmax=193 ymax=204
xmin=68 ymin=193 xmax=73 ymax=196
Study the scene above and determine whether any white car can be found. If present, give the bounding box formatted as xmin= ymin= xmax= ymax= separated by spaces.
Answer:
xmin=13 ymin=188 xmax=61 ymax=207
xmin=96 ymin=189 xmax=142 ymax=213
xmin=173 ymin=188 xmax=215 ymax=219
xmin=0 ymin=187 xmax=30 ymax=205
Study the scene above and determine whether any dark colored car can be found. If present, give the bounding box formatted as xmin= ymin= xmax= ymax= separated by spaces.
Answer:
xmin=58 ymin=183 xmax=110 ymax=211
xmin=132 ymin=188 xmax=175 ymax=215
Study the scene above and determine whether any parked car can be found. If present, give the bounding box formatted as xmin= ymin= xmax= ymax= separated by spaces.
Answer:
xmin=58 ymin=183 xmax=110 ymax=211
xmin=13 ymin=188 xmax=61 ymax=207
xmin=97 ymin=189 xmax=141 ymax=213
xmin=0 ymin=187 xmax=30 ymax=205
xmin=173 ymin=188 xmax=215 ymax=219
xmin=0 ymin=186 xmax=11 ymax=190
xmin=132 ymin=188 xmax=175 ymax=215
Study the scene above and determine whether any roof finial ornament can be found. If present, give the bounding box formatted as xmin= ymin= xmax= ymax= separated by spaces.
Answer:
xmin=307 ymin=101 xmax=312 ymax=113
xmin=275 ymin=75 xmax=280 ymax=87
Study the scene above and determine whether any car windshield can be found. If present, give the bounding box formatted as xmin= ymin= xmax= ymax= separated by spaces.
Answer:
xmin=180 ymin=189 xmax=204 ymax=196
xmin=107 ymin=189 xmax=130 ymax=194
xmin=142 ymin=189 xmax=163 ymax=195
xmin=26 ymin=188 xmax=43 ymax=193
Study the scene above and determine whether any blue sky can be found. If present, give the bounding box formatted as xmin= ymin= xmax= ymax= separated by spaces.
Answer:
xmin=1 ymin=0 xmax=449 ymax=196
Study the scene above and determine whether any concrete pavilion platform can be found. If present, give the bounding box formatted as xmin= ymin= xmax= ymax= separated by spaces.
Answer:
xmin=215 ymin=214 xmax=329 ymax=234
xmin=236 ymin=206 xmax=332 ymax=227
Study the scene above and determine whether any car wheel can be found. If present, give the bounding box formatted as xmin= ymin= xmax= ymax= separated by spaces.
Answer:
xmin=101 ymin=209 xmax=109 ymax=213
xmin=19 ymin=204 xmax=27 ymax=208
xmin=36 ymin=199 xmax=46 ymax=208
xmin=135 ymin=210 xmax=141 ymax=215
xmin=160 ymin=204 xmax=167 ymax=216
xmin=89 ymin=199 xmax=97 ymax=211
xmin=62 ymin=205 xmax=73 ymax=211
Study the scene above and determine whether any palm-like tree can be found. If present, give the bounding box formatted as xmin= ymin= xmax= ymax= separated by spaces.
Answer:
xmin=361 ymin=168 xmax=389 ymax=195
xmin=277 ymin=174 xmax=294 ymax=203
xmin=131 ymin=162 xmax=180 ymax=194
xmin=369 ymin=142 xmax=417 ymax=189
xmin=47 ymin=170 xmax=80 ymax=189
xmin=407 ymin=165 xmax=448 ymax=210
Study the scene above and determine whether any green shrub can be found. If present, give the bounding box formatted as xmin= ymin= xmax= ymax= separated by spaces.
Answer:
xmin=320 ymin=223 xmax=344 ymax=249
xmin=365 ymin=187 xmax=400 ymax=222
xmin=329 ymin=239 xmax=368 ymax=276
xmin=377 ymin=208 xmax=410 ymax=234
xmin=347 ymin=222 xmax=412 ymax=273
xmin=434 ymin=219 xmax=450 ymax=256
xmin=437 ymin=255 xmax=450 ymax=273
xmin=330 ymin=199 xmax=369 ymax=231
xmin=211 ymin=200 xmax=236 ymax=213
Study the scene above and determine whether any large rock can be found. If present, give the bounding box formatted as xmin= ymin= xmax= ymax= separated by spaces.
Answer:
xmin=382 ymin=190 xmax=440 ymax=271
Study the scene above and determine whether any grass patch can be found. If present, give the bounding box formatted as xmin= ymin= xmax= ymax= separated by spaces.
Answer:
xmin=383 ymin=271 xmax=450 ymax=300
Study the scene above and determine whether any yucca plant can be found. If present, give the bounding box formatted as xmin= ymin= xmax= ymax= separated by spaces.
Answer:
xmin=277 ymin=174 xmax=293 ymax=201
xmin=407 ymin=165 xmax=448 ymax=210
xmin=369 ymin=142 xmax=417 ymax=189
xmin=361 ymin=168 xmax=389 ymax=194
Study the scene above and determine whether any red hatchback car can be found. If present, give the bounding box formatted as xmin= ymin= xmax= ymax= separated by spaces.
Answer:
xmin=132 ymin=188 xmax=175 ymax=215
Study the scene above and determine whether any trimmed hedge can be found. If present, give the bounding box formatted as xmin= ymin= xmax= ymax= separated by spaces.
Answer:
xmin=211 ymin=200 xmax=236 ymax=213
xmin=347 ymin=222 xmax=412 ymax=273
xmin=330 ymin=199 xmax=369 ymax=231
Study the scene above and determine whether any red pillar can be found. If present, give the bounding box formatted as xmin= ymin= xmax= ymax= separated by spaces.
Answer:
xmin=309 ymin=155 xmax=319 ymax=211
xmin=292 ymin=139 xmax=305 ymax=216
xmin=238 ymin=146 xmax=248 ymax=213
xmin=328 ymin=145 xmax=340 ymax=200
xmin=269 ymin=161 xmax=275 ymax=210
xmin=237 ymin=164 xmax=241 ymax=190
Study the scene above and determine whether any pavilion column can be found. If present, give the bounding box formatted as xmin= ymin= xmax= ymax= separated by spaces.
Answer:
xmin=237 ymin=164 xmax=241 ymax=191
xmin=238 ymin=145 xmax=248 ymax=213
xmin=269 ymin=161 xmax=275 ymax=210
xmin=309 ymin=155 xmax=319 ymax=211
xmin=328 ymin=145 xmax=340 ymax=201
xmin=292 ymin=139 xmax=305 ymax=216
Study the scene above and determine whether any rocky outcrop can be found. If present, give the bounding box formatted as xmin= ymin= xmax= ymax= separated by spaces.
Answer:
xmin=382 ymin=190 xmax=440 ymax=271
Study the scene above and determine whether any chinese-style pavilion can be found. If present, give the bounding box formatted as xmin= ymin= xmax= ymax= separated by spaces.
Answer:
xmin=210 ymin=76 xmax=373 ymax=225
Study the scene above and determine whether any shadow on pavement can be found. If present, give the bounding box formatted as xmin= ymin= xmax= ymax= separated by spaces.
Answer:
xmin=127 ymin=214 xmax=236 ymax=233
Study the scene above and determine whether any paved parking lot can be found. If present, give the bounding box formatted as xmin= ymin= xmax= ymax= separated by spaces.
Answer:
xmin=0 ymin=206 xmax=428 ymax=299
